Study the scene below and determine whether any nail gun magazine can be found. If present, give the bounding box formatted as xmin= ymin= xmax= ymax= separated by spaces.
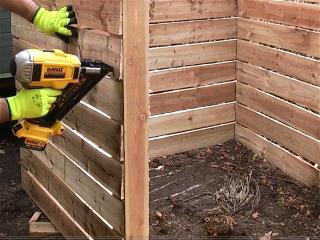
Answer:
xmin=1 ymin=48 xmax=113 ymax=151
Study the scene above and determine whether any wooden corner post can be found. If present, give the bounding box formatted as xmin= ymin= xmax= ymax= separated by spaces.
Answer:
xmin=123 ymin=0 xmax=149 ymax=239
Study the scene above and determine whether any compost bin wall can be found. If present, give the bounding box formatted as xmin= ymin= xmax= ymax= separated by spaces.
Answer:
xmin=11 ymin=0 xmax=320 ymax=238
xmin=236 ymin=0 xmax=320 ymax=186
xmin=14 ymin=0 xmax=125 ymax=237
xmin=148 ymin=0 xmax=238 ymax=158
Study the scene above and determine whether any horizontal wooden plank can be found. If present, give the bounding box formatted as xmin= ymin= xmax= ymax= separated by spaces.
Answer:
xmin=149 ymin=0 xmax=237 ymax=23
xmin=238 ymin=18 xmax=320 ymax=58
xmin=237 ymin=61 xmax=320 ymax=113
xmin=150 ymin=102 xmax=235 ymax=137
xmin=25 ymin=142 xmax=125 ymax=234
xmin=35 ymin=0 xmax=122 ymax=35
xmin=149 ymin=40 xmax=236 ymax=70
xmin=81 ymin=76 xmax=123 ymax=123
xmin=150 ymin=61 xmax=235 ymax=93
xmin=150 ymin=122 xmax=235 ymax=158
xmin=237 ymin=40 xmax=320 ymax=86
xmin=22 ymin=168 xmax=89 ymax=238
xmin=235 ymin=124 xmax=320 ymax=186
xmin=150 ymin=18 xmax=236 ymax=47
xmin=68 ymin=28 xmax=122 ymax=79
xmin=12 ymin=14 xmax=67 ymax=51
xmin=13 ymin=38 xmax=38 ymax=55
xmin=238 ymin=0 xmax=320 ymax=30
xmin=21 ymin=149 xmax=119 ymax=237
xmin=29 ymin=222 xmax=60 ymax=237
xmin=51 ymin=126 xmax=123 ymax=197
xmin=64 ymin=102 xmax=122 ymax=160
xmin=150 ymin=81 xmax=236 ymax=115
xmin=236 ymin=104 xmax=320 ymax=164
xmin=237 ymin=83 xmax=320 ymax=139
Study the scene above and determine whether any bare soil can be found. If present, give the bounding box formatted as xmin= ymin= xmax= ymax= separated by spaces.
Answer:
xmin=0 ymin=147 xmax=39 ymax=236
xmin=150 ymin=140 xmax=320 ymax=238
xmin=1 ymin=140 xmax=320 ymax=238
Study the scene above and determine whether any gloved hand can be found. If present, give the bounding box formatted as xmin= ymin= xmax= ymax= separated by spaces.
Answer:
xmin=32 ymin=5 xmax=77 ymax=38
xmin=6 ymin=88 xmax=62 ymax=120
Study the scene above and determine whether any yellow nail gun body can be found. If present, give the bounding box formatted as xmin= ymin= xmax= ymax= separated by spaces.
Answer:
xmin=10 ymin=49 xmax=113 ymax=151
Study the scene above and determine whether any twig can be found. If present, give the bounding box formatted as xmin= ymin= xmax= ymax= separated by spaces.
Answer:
xmin=181 ymin=192 xmax=214 ymax=203
xmin=150 ymin=177 xmax=185 ymax=194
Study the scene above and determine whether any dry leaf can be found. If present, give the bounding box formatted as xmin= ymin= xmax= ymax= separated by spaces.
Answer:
xmin=252 ymin=211 xmax=259 ymax=219
xmin=155 ymin=211 xmax=164 ymax=221
xmin=259 ymin=232 xmax=271 ymax=240
xmin=211 ymin=164 xmax=220 ymax=168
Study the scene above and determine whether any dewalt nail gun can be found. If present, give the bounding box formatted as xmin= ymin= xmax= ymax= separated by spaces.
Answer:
xmin=9 ymin=49 xmax=113 ymax=151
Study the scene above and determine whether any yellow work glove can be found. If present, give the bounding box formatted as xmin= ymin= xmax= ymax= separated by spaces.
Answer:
xmin=32 ymin=5 xmax=77 ymax=38
xmin=6 ymin=88 xmax=62 ymax=120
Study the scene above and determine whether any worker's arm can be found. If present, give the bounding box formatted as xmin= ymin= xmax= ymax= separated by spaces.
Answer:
xmin=0 ymin=99 xmax=10 ymax=123
xmin=0 ymin=0 xmax=38 ymax=22
xmin=0 ymin=0 xmax=76 ymax=37
xmin=0 ymin=89 xmax=61 ymax=124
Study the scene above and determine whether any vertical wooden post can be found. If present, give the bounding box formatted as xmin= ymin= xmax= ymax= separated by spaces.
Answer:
xmin=123 ymin=0 xmax=149 ymax=238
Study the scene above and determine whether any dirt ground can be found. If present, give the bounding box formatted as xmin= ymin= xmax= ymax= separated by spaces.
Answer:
xmin=150 ymin=140 xmax=320 ymax=238
xmin=0 ymin=147 xmax=39 ymax=236
xmin=1 ymin=140 xmax=320 ymax=238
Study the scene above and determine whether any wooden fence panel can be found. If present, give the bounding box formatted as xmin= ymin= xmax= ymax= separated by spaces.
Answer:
xmin=237 ymin=104 xmax=320 ymax=164
xmin=236 ymin=124 xmax=320 ymax=186
xmin=150 ymin=18 xmax=236 ymax=47
xmin=150 ymin=0 xmax=237 ymax=23
xmin=21 ymin=149 xmax=120 ymax=236
xmin=149 ymin=40 xmax=236 ymax=70
xmin=238 ymin=0 xmax=320 ymax=30
xmin=237 ymin=40 xmax=320 ymax=86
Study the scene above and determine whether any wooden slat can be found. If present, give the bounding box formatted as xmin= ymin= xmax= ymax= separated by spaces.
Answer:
xmin=21 ymin=150 xmax=117 ymax=236
xmin=150 ymin=81 xmax=236 ymax=115
xmin=236 ymin=124 xmax=320 ymax=186
xmin=238 ymin=18 xmax=320 ymax=58
xmin=150 ymin=122 xmax=235 ymax=158
xmin=150 ymin=18 xmax=236 ymax=47
xmin=12 ymin=14 xmax=123 ymax=79
xmin=13 ymin=38 xmax=38 ymax=55
xmin=149 ymin=102 xmax=235 ymax=137
xmin=68 ymin=28 xmax=122 ymax=79
xmin=149 ymin=40 xmax=236 ymax=70
xmin=27 ymin=142 xmax=124 ymax=234
xmin=29 ymin=222 xmax=60 ymax=236
xmin=51 ymin=127 xmax=122 ymax=197
xmin=35 ymin=0 xmax=122 ymax=35
xmin=236 ymin=104 xmax=320 ymax=164
xmin=237 ymin=40 xmax=320 ymax=86
xmin=237 ymin=83 xmax=320 ymax=139
xmin=238 ymin=0 xmax=320 ymax=30
xmin=150 ymin=62 xmax=235 ymax=93
xmin=123 ymin=0 xmax=149 ymax=237
xmin=12 ymin=14 xmax=67 ymax=51
xmin=81 ymin=76 xmax=123 ymax=123
xmin=63 ymin=102 xmax=122 ymax=160
xmin=21 ymin=149 xmax=118 ymax=237
xmin=237 ymin=61 xmax=320 ymax=113
xmin=22 ymin=168 xmax=89 ymax=238
xmin=149 ymin=0 xmax=237 ymax=23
